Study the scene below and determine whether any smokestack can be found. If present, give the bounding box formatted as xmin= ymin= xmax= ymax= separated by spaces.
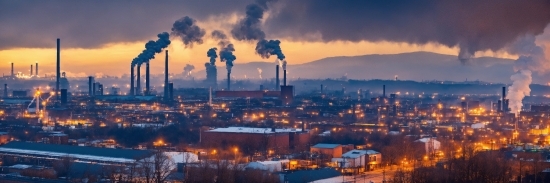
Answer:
xmin=88 ymin=76 xmax=94 ymax=96
xmin=275 ymin=65 xmax=279 ymax=90
xmin=502 ymin=86 xmax=506 ymax=111
xmin=56 ymin=38 xmax=60 ymax=100
xmin=169 ymin=83 xmax=174 ymax=102
xmin=10 ymin=62 xmax=13 ymax=77
xmin=3 ymin=84 xmax=7 ymax=98
xmin=227 ymin=72 xmax=231 ymax=91
xmin=30 ymin=65 xmax=33 ymax=76
xmin=284 ymin=70 xmax=287 ymax=86
xmin=321 ymin=84 xmax=323 ymax=93
xmin=130 ymin=65 xmax=135 ymax=96
xmin=260 ymin=85 xmax=264 ymax=91
xmin=383 ymin=85 xmax=386 ymax=97
xmin=35 ymin=62 xmax=38 ymax=77
xmin=60 ymin=89 xmax=67 ymax=105
xmin=164 ymin=50 xmax=169 ymax=102
xmin=145 ymin=62 xmax=150 ymax=95
xmin=136 ymin=65 xmax=141 ymax=95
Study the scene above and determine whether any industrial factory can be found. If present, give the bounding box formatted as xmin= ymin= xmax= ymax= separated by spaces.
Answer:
xmin=2 ymin=1 xmax=550 ymax=181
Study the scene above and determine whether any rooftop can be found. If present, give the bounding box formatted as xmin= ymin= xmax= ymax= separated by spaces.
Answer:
xmin=0 ymin=141 xmax=155 ymax=163
xmin=206 ymin=127 xmax=304 ymax=134
xmin=312 ymin=143 xmax=341 ymax=149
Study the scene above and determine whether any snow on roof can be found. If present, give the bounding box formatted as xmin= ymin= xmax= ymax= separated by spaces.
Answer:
xmin=0 ymin=142 xmax=154 ymax=163
xmin=416 ymin=137 xmax=439 ymax=143
xmin=342 ymin=150 xmax=367 ymax=158
xmin=164 ymin=152 xmax=199 ymax=164
xmin=312 ymin=143 xmax=340 ymax=149
xmin=206 ymin=127 xmax=303 ymax=134
xmin=0 ymin=147 xmax=137 ymax=163
xmin=9 ymin=164 xmax=32 ymax=169
xmin=246 ymin=160 xmax=289 ymax=172
xmin=366 ymin=150 xmax=380 ymax=155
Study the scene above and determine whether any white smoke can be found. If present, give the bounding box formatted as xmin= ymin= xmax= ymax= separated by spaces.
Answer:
xmin=507 ymin=35 xmax=548 ymax=114
xmin=257 ymin=68 xmax=262 ymax=79
xmin=508 ymin=70 xmax=532 ymax=113
xmin=281 ymin=59 xmax=287 ymax=70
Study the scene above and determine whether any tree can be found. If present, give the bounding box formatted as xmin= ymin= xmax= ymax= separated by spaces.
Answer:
xmin=139 ymin=151 xmax=175 ymax=183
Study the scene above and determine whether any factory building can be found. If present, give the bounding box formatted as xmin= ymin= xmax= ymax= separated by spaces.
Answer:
xmin=215 ymin=90 xmax=280 ymax=99
xmin=0 ymin=141 xmax=155 ymax=165
xmin=201 ymin=127 xmax=310 ymax=153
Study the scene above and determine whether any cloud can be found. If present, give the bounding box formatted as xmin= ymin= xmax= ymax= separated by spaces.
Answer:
xmin=0 ymin=0 xmax=251 ymax=49
xmin=264 ymin=0 xmax=550 ymax=59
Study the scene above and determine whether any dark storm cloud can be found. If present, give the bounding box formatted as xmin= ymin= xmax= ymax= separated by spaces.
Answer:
xmin=264 ymin=0 xmax=550 ymax=60
xmin=0 ymin=0 xmax=251 ymax=49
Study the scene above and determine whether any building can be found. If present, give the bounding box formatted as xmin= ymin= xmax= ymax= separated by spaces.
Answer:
xmin=311 ymin=144 xmax=342 ymax=159
xmin=331 ymin=149 xmax=382 ymax=172
xmin=201 ymin=127 xmax=310 ymax=153
xmin=415 ymin=137 xmax=441 ymax=155
xmin=215 ymin=91 xmax=280 ymax=99
xmin=0 ymin=141 xmax=156 ymax=165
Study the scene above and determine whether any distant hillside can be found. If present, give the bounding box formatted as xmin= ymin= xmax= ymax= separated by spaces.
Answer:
xmin=191 ymin=51 xmax=549 ymax=84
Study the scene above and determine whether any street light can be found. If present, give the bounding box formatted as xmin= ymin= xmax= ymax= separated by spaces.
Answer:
xmin=234 ymin=148 xmax=239 ymax=161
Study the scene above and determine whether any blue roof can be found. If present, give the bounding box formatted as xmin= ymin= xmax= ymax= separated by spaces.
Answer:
xmin=0 ymin=141 xmax=154 ymax=160
xmin=312 ymin=143 xmax=340 ymax=149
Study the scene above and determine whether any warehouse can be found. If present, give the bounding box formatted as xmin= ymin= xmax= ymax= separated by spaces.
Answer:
xmin=0 ymin=141 xmax=155 ymax=166
xmin=201 ymin=127 xmax=310 ymax=154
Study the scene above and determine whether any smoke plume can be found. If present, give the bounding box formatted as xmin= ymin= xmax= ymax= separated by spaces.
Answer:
xmin=131 ymin=32 xmax=171 ymax=67
xmin=507 ymin=35 xmax=549 ymax=113
xmin=207 ymin=48 xmax=218 ymax=66
xmin=183 ymin=64 xmax=195 ymax=76
xmin=211 ymin=30 xmax=237 ymax=73
xmin=256 ymin=39 xmax=287 ymax=69
xmin=171 ymin=16 xmax=205 ymax=48
xmin=265 ymin=0 xmax=550 ymax=62
xmin=230 ymin=0 xmax=277 ymax=41
xmin=508 ymin=70 xmax=532 ymax=113
xmin=220 ymin=44 xmax=236 ymax=73
xmin=211 ymin=30 xmax=230 ymax=48
xmin=257 ymin=68 xmax=262 ymax=79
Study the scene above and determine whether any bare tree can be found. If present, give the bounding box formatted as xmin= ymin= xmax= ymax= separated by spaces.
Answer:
xmin=153 ymin=152 xmax=175 ymax=183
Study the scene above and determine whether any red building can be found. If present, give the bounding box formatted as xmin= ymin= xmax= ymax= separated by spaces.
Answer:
xmin=201 ymin=127 xmax=310 ymax=154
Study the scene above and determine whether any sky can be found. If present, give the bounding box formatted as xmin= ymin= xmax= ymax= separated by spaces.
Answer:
xmin=1 ymin=0 xmax=550 ymax=77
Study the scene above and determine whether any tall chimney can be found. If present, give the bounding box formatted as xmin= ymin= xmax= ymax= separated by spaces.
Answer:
xmin=164 ymin=50 xmax=169 ymax=102
xmin=130 ymin=65 xmax=135 ymax=96
xmin=284 ymin=70 xmax=287 ymax=86
xmin=88 ymin=76 xmax=94 ymax=96
xmin=3 ymin=84 xmax=7 ymax=98
xmin=56 ymin=38 xmax=60 ymax=100
xmin=30 ymin=65 xmax=33 ymax=76
xmin=10 ymin=62 xmax=13 ymax=77
xmin=136 ymin=65 xmax=141 ymax=95
xmin=383 ymin=85 xmax=386 ymax=97
xmin=35 ymin=62 xmax=38 ymax=77
xmin=145 ymin=62 xmax=150 ymax=95
xmin=321 ymin=84 xmax=323 ymax=93
xmin=275 ymin=65 xmax=280 ymax=91
xmin=227 ymin=72 xmax=231 ymax=91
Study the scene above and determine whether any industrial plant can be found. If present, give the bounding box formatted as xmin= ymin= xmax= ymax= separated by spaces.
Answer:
xmin=2 ymin=1 xmax=550 ymax=182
